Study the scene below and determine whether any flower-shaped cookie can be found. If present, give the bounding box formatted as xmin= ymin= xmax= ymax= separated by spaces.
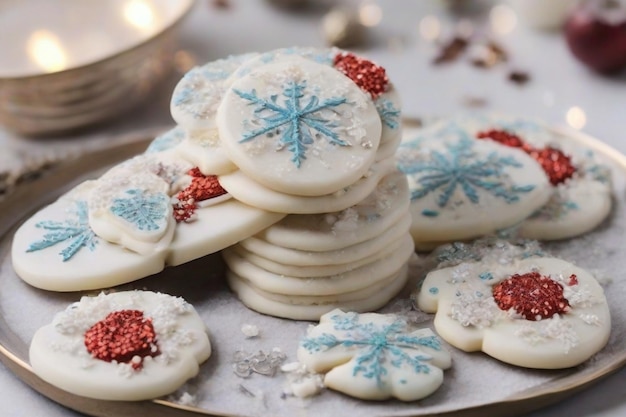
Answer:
xmin=29 ymin=291 xmax=211 ymax=400
xmin=297 ymin=309 xmax=451 ymax=401
xmin=418 ymin=256 xmax=611 ymax=369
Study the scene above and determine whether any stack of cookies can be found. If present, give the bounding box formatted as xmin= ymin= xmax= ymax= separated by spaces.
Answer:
xmin=12 ymin=47 xmax=414 ymax=321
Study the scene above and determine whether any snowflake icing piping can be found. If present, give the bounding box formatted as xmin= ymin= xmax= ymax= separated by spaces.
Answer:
xmin=398 ymin=138 xmax=536 ymax=208
xmin=375 ymin=98 xmax=401 ymax=130
xmin=27 ymin=200 xmax=98 ymax=262
xmin=234 ymin=80 xmax=351 ymax=168
xmin=110 ymin=189 xmax=169 ymax=232
xmin=301 ymin=311 xmax=442 ymax=388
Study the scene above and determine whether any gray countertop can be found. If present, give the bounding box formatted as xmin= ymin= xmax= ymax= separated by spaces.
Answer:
xmin=1 ymin=1 xmax=625 ymax=416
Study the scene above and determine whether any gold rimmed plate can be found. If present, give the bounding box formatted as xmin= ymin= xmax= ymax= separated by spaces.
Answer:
xmin=0 ymin=125 xmax=625 ymax=417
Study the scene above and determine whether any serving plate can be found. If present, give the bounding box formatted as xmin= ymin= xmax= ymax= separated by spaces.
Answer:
xmin=0 ymin=125 xmax=625 ymax=417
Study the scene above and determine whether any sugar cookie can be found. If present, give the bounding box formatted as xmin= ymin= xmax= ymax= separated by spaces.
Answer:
xmin=238 ymin=212 xmax=411 ymax=266
xmin=12 ymin=182 xmax=165 ymax=291
xmin=297 ymin=309 xmax=451 ymax=401
xmin=257 ymin=170 xmax=409 ymax=251
xmin=218 ymin=157 xmax=397 ymax=214
xmin=421 ymin=113 xmax=613 ymax=240
xmin=170 ymin=52 xmax=257 ymax=131
xmin=222 ymin=236 xmax=414 ymax=295
xmin=29 ymin=291 xmax=211 ymax=400
xmin=217 ymin=57 xmax=381 ymax=196
xmin=227 ymin=261 xmax=410 ymax=320
xmin=397 ymin=121 xmax=551 ymax=245
xmin=230 ymin=234 xmax=413 ymax=278
xmin=418 ymin=256 xmax=611 ymax=369
xmin=146 ymin=126 xmax=185 ymax=154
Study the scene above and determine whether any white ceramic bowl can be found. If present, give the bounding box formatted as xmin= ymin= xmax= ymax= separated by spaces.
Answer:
xmin=0 ymin=0 xmax=195 ymax=136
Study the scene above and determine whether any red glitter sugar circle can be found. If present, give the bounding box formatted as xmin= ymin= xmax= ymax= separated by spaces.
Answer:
xmin=477 ymin=129 xmax=577 ymax=185
xmin=173 ymin=167 xmax=228 ymax=223
xmin=84 ymin=310 xmax=159 ymax=370
xmin=492 ymin=272 xmax=570 ymax=321
xmin=333 ymin=52 xmax=389 ymax=99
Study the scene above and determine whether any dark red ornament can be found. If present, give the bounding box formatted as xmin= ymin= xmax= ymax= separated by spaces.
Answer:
xmin=492 ymin=272 xmax=570 ymax=321
xmin=84 ymin=310 xmax=159 ymax=370
xmin=333 ymin=52 xmax=389 ymax=99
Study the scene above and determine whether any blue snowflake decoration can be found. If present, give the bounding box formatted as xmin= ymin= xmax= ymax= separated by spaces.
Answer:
xmin=146 ymin=127 xmax=185 ymax=153
xmin=397 ymin=138 xmax=536 ymax=209
xmin=27 ymin=201 xmax=98 ymax=262
xmin=375 ymin=98 xmax=401 ymax=129
xmin=301 ymin=312 xmax=441 ymax=387
xmin=110 ymin=189 xmax=169 ymax=232
xmin=234 ymin=80 xmax=349 ymax=168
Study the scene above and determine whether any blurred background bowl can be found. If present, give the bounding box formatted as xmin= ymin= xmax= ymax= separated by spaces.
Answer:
xmin=0 ymin=0 xmax=195 ymax=137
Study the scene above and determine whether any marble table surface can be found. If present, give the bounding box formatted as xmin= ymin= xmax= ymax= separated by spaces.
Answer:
xmin=1 ymin=1 xmax=625 ymax=416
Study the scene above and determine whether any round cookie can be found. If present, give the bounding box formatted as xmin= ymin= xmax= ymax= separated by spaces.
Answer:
xmin=231 ymin=47 xmax=402 ymax=147
xmin=11 ymin=182 xmax=165 ymax=291
xmin=230 ymin=234 xmax=413 ymax=278
xmin=297 ymin=309 xmax=451 ymax=401
xmin=170 ymin=52 xmax=257 ymax=131
xmin=227 ymin=261 xmax=411 ymax=321
xmin=217 ymin=57 xmax=382 ymax=196
xmin=222 ymin=235 xmax=414 ymax=295
xmin=418 ymin=256 xmax=611 ymax=369
xmin=397 ymin=121 xmax=552 ymax=246
xmin=238 ymin=212 xmax=411 ymax=266
xmin=257 ymin=170 xmax=409 ymax=251
xmin=218 ymin=157 xmax=397 ymax=214
xmin=29 ymin=291 xmax=211 ymax=400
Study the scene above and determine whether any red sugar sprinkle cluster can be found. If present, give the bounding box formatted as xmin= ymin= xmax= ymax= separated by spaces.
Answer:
xmin=477 ymin=129 xmax=576 ymax=186
xmin=568 ymin=274 xmax=578 ymax=286
xmin=528 ymin=147 xmax=577 ymax=186
xmin=492 ymin=272 xmax=570 ymax=321
xmin=333 ymin=52 xmax=389 ymax=99
xmin=84 ymin=310 xmax=159 ymax=370
xmin=173 ymin=167 xmax=227 ymax=223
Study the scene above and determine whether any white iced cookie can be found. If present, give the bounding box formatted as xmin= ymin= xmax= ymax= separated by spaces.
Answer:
xmin=11 ymin=182 xmax=165 ymax=291
xmin=170 ymin=52 xmax=257 ymax=131
xmin=425 ymin=113 xmax=613 ymax=240
xmin=218 ymin=157 xmax=397 ymax=214
xmin=174 ymin=128 xmax=238 ymax=176
xmin=233 ymin=47 xmax=402 ymax=147
xmin=227 ymin=261 xmax=410 ymax=321
xmin=230 ymin=233 xmax=412 ymax=278
xmin=223 ymin=235 xmax=414 ymax=295
xmin=418 ymin=256 xmax=611 ymax=369
xmin=238 ymin=212 xmax=411 ymax=266
xmin=29 ymin=291 xmax=211 ymax=401
xmin=217 ymin=57 xmax=382 ymax=196
xmin=297 ymin=309 xmax=451 ymax=401
xmin=87 ymin=151 xmax=188 ymax=255
xmin=257 ymin=170 xmax=409 ymax=251
xmin=397 ymin=121 xmax=551 ymax=247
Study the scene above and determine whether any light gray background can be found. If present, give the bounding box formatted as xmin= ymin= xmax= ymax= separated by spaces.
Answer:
xmin=1 ymin=1 xmax=625 ymax=416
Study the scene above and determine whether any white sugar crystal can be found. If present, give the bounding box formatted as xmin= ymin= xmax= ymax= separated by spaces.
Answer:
xmin=241 ymin=324 xmax=260 ymax=338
